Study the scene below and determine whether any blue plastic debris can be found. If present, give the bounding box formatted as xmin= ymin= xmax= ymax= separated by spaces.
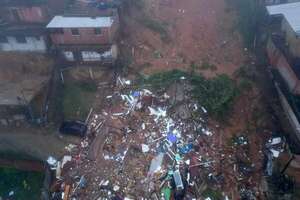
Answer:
xmin=167 ymin=133 xmax=177 ymax=143
xmin=132 ymin=91 xmax=140 ymax=97
xmin=179 ymin=143 xmax=193 ymax=154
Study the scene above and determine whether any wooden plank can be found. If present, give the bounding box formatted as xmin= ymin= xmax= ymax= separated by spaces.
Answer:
xmin=63 ymin=185 xmax=71 ymax=200
xmin=87 ymin=126 xmax=109 ymax=161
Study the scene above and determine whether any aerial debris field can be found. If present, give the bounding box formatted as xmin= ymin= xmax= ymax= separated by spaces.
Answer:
xmin=49 ymin=70 xmax=278 ymax=200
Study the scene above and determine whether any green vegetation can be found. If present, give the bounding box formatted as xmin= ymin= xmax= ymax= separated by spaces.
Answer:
xmin=227 ymin=0 xmax=265 ymax=48
xmin=126 ymin=0 xmax=144 ymax=9
xmin=202 ymin=188 xmax=224 ymax=200
xmin=191 ymin=74 xmax=238 ymax=118
xmin=139 ymin=69 xmax=188 ymax=90
xmin=0 ymin=167 xmax=44 ymax=200
xmin=200 ymin=58 xmax=217 ymax=71
xmin=139 ymin=16 xmax=170 ymax=43
xmin=139 ymin=69 xmax=238 ymax=119
xmin=234 ymin=65 xmax=257 ymax=91
xmin=63 ymin=81 xmax=97 ymax=120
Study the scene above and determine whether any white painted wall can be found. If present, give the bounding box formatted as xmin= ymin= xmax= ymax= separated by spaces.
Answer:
xmin=0 ymin=36 xmax=47 ymax=53
xmin=81 ymin=48 xmax=113 ymax=61
xmin=63 ymin=51 xmax=75 ymax=61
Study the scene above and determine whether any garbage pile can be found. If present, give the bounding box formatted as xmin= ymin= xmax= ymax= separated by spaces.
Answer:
xmin=49 ymin=77 xmax=264 ymax=200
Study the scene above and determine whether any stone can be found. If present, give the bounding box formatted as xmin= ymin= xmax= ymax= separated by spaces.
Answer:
xmin=12 ymin=114 xmax=26 ymax=121
xmin=0 ymin=119 xmax=8 ymax=126
xmin=176 ymin=104 xmax=191 ymax=120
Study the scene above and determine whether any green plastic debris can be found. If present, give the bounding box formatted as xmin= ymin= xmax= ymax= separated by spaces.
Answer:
xmin=175 ymin=154 xmax=182 ymax=162
xmin=162 ymin=187 xmax=171 ymax=200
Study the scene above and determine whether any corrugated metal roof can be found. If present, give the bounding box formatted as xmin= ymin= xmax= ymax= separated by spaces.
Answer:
xmin=46 ymin=16 xmax=113 ymax=28
xmin=267 ymin=2 xmax=300 ymax=35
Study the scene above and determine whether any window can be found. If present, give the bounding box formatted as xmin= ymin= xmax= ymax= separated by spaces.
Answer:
xmin=94 ymin=28 xmax=102 ymax=35
xmin=53 ymin=28 xmax=64 ymax=34
xmin=0 ymin=36 xmax=8 ymax=43
xmin=71 ymin=29 xmax=80 ymax=36
xmin=15 ymin=36 xmax=26 ymax=43
xmin=11 ymin=9 xmax=20 ymax=22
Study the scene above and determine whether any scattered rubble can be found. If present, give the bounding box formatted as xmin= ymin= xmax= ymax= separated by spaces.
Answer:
xmin=49 ymin=76 xmax=268 ymax=199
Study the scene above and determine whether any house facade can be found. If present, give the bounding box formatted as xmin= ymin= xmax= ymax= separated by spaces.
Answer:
xmin=264 ymin=0 xmax=300 ymax=5
xmin=267 ymin=36 xmax=300 ymax=94
xmin=266 ymin=2 xmax=300 ymax=95
xmin=0 ymin=0 xmax=50 ymax=52
xmin=46 ymin=16 xmax=118 ymax=63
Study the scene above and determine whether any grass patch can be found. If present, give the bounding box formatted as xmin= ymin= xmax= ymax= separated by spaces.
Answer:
xmin=202 ymin=188 xmax=224 ymax=200
xmin=138 ymin=69 xmax=238 ymax=119
xmin=226 ymin=0 xmax=265 ymax=48
xmin=234 ymin=65 xmax=256 ymax=91
xmin=200 ymin=58 xmax=217 ymax=71
xmin=238 ymin=78 xmax=253 ymax=90
xmin=139 ymin=16 xmax=170 ymax=43
xmin=63 ymin=81 xmax=96 ymax=120
xmin=0 ymin=167 xmax=44 ymax=200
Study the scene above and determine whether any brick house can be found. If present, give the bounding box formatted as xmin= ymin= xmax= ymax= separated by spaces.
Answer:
xmin=46 ymin=15 xmax=118 ymax=63
xmin=0 ymin=0 xmax=53 ymax=52
xmin=266 ymin=2 xmax=300 ymax=95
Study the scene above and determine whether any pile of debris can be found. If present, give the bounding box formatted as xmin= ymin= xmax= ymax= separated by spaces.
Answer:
xmin=48 ymin=76 xmax=265 ymax=200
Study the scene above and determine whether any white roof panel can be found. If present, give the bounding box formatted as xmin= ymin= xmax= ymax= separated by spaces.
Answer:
xmin=267 ymin=2 xmax=300 ymax=35
xmin=46 ymin=16 xmax=113 ymax=28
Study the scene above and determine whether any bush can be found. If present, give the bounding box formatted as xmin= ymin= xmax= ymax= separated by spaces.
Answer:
xmin=0 ymin=168 xmax=44 ymax=200
xmin=139 ymin=70 xmax=238 ymax=119
xmin=202 ymin=188 xmax=224 ymax=200
xmin=191 ymin=74 xmax=238 ymax=119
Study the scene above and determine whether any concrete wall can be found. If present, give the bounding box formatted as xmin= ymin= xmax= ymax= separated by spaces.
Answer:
xmin=276 ymin=84 xmax=300 ymax=144
xmin=0 ymin=36 xmax=47 ymax=53
xmin=281 ymin=18 xmax=300 ymax=58
xmin=267 ymin=38 xmax=300 ymax=94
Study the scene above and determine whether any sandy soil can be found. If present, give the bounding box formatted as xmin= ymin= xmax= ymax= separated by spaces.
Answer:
xmin=121 ymin=0 xmax=245 ymax=77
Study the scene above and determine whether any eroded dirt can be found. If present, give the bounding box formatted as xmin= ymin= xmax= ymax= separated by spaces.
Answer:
xmin=120 ymin=0 xmax=245 ymax=77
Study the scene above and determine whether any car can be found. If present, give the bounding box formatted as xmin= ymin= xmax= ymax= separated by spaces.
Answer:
xmin=59 ymin=120 xmax=87 ymax=137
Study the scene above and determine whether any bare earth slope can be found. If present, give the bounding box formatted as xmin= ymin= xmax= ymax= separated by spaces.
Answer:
xmin=121 ymin=0 xmax=245 ymax=77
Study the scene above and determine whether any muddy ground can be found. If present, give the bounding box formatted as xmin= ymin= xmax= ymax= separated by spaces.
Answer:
xmin=119 ymin=0 xmax=245 ymax=77
xmin=0 ymin=0 xmax=283 ymax=199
